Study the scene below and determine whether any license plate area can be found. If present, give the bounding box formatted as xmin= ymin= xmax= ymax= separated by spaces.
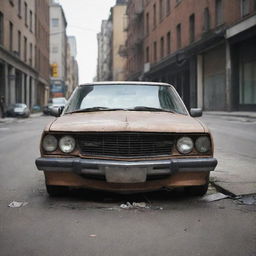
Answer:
xmin=104 ymin=166 xmax=147 ymax=183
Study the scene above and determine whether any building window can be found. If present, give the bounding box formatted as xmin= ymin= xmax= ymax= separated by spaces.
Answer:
xmin=176 ymin=23 xmax=181 ymax=49
xmin=52 ymin=46 xmax=58 ymax=53
xmin=241 ymin=0 xmax=250 ymax=17
xmin=189 ymin=14 xmax=195 ymax=43
xmin=146 ymin=12 xmax=149 ymax=35
xmin=166 ymin=0 xmax=171 ymax=15
xmin=24 ymin=36 xmax=27 ymax=62
xmin=24 ymin=2 xmax=28 ymax=26
xmin=160 ymin=37 xmax=164 ymax=58
xmin=203 ymin=7 xmax=210 ymax=32
xmin=9 ymin=22 xmax=13 ymax=51
xmin=18 ymin=0 xmax=22 ymax=18
xmin=167 ymin=31 xmax=171 ymax=54
xmin=29 ymin=10 xmax=33 ymax=32
xmin=159 ymin=0 xmax=164 ymax=21
xmin=18 ymin=31 xmax=21 ymax=55
xmin=52 ymin=18 xmax=59 ymax=27
xmin=216 ymin=0 xmax=223 ymax=26
xmin=153 ymin=4 xmax=156 ymax=29
xmin=29 ymin=43 xmax=32 ymax=66
xmin=0 ymin=12 xmax=3 ymax=46
xmin=146 ymin=46 xmax=149 ymax=62
xmin=153 ymin=41 xmax=157 ymax=62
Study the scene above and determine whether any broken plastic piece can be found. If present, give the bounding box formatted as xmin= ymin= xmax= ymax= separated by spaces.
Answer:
xmin=200 ymin=193 xmax=229 ymax=202
xmin=8 ymin=201 xmax=28 ymax=208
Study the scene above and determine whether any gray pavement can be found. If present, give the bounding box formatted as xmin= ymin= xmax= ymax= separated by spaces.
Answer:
xmin=201 ymin=112 xmax=256 ymax=196
xmin=0 ymin=115 xmax=255 ymax=256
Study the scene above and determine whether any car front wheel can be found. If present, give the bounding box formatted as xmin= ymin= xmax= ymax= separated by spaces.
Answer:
xmin=46 ymin=185 xmax=69 ymax=197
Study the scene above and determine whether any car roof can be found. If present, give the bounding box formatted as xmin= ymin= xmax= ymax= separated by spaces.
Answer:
xmin=79 ymin=81 xmax=173 ymax=87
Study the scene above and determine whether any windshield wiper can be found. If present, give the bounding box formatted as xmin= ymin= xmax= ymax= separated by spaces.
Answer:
xmin=66 ymin=107 xmax=128 ymax=114
xmin=131 ymin=106 xmax=176 ymax=113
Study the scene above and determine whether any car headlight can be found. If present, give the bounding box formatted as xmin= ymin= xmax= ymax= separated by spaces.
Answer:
xmin=59 ymin=136 xmax=76 ymax=153
xmin=195 ymin=136 xmax=211 ymax=153
xmin=177 ymin=136 xmax=194 ymax=154
xmin=42 ymin=135 xmax=58 ymax=152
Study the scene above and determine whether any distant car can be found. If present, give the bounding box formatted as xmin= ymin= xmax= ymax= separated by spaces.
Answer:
xmin=6 ymin=103 xmax=30 ymax=118
xmin=43 ymin=97 xmax=67 ymax=115
xmin=36 ymin=82 xmax=217 ymax=197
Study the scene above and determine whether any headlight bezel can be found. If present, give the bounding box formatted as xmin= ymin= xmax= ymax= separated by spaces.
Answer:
xmin=176 ymin=136 xmax=194 ymax=154
xmin=195 ymin=136 xmax=211 ymax=153
xmin=42 ymin=134 xmax=58 ymax=152
xmin=59 ymin=135 xmax=76 ymax=154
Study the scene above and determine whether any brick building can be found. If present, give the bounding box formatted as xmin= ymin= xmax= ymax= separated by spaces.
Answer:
xmin=126 ymin=0 xmax=256 ymax=111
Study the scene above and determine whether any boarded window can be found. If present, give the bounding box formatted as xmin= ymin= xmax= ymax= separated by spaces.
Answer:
xmin=189 ymin=14 xmax=195 ymax=43
xmin=176 ymin=24 xmax=181 ymax=49
xmin=203 ymin=8 xmax=210 ymax=32
xmin=167 ymin=31 xmax=171 ymax=54
xmin=160 ymin=37 xmax=164 ymax=58
xmin=216 ymin=0 xmax=223 ymax=26
xmin=241 ymin=0 xmax=250 ymax=17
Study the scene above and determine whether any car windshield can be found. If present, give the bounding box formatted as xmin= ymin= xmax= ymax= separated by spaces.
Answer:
xmin=52 ymin=98 xmax=66 ymax=104
xmin=64 ymin=84 xmax=188 ymax=115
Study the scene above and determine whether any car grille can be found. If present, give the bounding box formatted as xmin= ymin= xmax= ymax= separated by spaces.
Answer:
xmin=77 ymin=132 xmax=174 ymax=158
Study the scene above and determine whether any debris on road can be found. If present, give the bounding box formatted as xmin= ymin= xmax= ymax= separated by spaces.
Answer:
xmin=89 ymin=234 xmax=97 ymax=238
xmin=236 ymin=194 xmax=256 ymax=205
xmin=200 ymin=192 xmax=229 ymax=202
xmin=8 ymin=201 xmax=28 ymax=208
xmin=120 ymin=202 xmax=149 ymax=209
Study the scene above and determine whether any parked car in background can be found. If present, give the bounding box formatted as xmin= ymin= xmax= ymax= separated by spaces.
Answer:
xmin=6 ymin=103 xmax=30 ymax=118
xmin=43 ymin=97 xmax=67 ymax=116
xmin=36 ymin=82 xmax=217 ymax=197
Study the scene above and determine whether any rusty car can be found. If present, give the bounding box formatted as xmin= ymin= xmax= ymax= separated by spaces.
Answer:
xmin=35 ymin=82 xmax=217 ymax=196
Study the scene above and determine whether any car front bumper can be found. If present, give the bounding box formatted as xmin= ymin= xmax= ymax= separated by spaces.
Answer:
xmin=36 ymin=157 xmax=217 ymax=182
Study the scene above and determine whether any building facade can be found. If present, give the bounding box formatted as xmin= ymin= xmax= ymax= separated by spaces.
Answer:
xmin=97 ymin=19 xmax=112 ymax=81
xmin=126 ymin=0 xmax=256 ymax=111
xmin=35 ymin=0 xmax=50 ymax=106
xmin=126 ymin=0 xmax=145 ymax=80
xmin=0 ymin=0 xmax=39 ymax=110
xmin=111 ymin=0 xmax=128 ymax=81
xmin=49 ymin=0 xmax=67 ymax=98
xmin=66 ymin=36 xmax=79 ymax=97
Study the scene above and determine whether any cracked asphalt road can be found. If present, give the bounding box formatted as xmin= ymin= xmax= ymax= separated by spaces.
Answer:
xmin=0 ymin=115 xmax=255 ymax=256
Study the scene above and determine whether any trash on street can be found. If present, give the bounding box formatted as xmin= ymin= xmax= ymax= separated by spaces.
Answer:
xmin=200 ymin=193 xmax=229 ymax=202
xmin=8 ymin=201 xmax=28 ymax=208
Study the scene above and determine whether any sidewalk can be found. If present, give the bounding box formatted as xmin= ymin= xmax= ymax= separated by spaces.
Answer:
xmin=0 ymin=112 xmax=42 ymax=124
xmin=203 ymin=111 xmax=256 ymax=119
xmin=202 ymin=111 xmax=256 ymax=196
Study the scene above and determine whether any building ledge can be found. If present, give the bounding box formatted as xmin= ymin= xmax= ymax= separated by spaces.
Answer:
xmin=226 ymin=14 xmax=256 ymax=39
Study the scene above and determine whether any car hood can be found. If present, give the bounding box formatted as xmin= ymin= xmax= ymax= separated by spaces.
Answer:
xmin=47 ymin=111 xmax=207 ymax=133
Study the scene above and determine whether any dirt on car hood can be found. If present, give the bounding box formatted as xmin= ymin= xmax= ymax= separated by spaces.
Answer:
xmin=48 ymin=111 xmax=207 ymax=133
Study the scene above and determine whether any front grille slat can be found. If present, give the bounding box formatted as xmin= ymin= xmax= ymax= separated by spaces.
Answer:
xmin=78 ymin=132 xmax=173 ymax=158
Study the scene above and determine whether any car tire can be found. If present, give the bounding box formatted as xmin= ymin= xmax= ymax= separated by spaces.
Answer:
xmin=46 ymin=185 xmax=69 ymax=197
xmin=185 ymin=182 xmax=209 ymax=196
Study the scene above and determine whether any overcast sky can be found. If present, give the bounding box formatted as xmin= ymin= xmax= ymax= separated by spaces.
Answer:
xmin=59 ymin=0 xmax=116 ymax=83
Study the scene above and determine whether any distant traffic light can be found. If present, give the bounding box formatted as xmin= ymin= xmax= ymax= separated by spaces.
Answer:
xmin=51 ymin=63 xmax=58 ymax=77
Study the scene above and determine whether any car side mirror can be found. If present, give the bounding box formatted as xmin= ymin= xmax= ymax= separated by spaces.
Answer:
xmin=190 ymin=108 xmax=202 ymax=117
xmin=51 ymin=106 xmax=64 ymax=117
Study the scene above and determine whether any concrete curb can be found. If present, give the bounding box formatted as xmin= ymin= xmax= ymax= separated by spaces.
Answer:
xmin=0 ymin=112 xmax=43 ymax=124
xmin=203 ymin=111 xmax=256 ymax=119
